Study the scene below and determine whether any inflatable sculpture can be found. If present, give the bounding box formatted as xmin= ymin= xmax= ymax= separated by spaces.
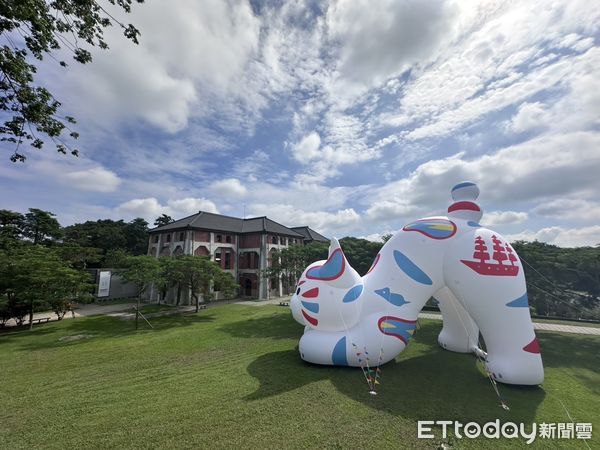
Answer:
xmin=290 ymin=182 xmax=544 ymax=386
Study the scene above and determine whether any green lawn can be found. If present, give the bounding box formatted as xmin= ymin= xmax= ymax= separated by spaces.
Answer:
xmin=0 ymin=305 xmax=598 ymax=449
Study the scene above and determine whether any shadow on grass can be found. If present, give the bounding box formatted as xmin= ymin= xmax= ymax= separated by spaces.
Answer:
xmin=219 ymin=312 xmax=303 ymax=340
xmin=537 ymin=330 xmax=600 ymax=394
xmin=245 ymin=322 xmax=547 ymax=422
xmin=1 ymin=312 xmax=216 ymax=352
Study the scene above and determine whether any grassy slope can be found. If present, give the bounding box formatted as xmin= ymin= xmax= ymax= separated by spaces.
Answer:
xmin=0 ymin=305 xmax=598 ymax=449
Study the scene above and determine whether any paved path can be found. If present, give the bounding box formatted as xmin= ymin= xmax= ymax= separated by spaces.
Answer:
xmin=5 ymin=298 xmax=599 ymax=336
xmin=4 ymin=301 xmax=138 ymax=327
xmin=418 ymin=312 xmax=600 ymax=336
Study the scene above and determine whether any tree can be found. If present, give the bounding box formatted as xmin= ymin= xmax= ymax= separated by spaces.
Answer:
xmin=124 ymin=217 xmax=149 ymax=255
xmin=119 ymin=255 xmax=160 ymax=298
xmin=63 ymin=217 xmax=148 ymax=263
xmin=22 ymin=208 xmax=61 ymax=244
xmin=174 ymin=256 xmax=238 ymax=312
xmin=0 ymin=245 xmax=91 ymax=328
xmin=0 ymin=209 xmax=24 ymax=248
xmin=56 ymin=244 xmax=102 ymax=270
xmin=262 ymin=242 xmax=329 ymax=289
xmin=1 ymin=0 xmax=144 ymax=162
xmin=154 ymin=214 xmax=173 ymax=227
xmin=119 ymin=255 xmax=160 ymax=329
xmin=339 ymin=237 xmax=383 ymax=275
xmin=381 ymin=233 xmax=393 ymax=243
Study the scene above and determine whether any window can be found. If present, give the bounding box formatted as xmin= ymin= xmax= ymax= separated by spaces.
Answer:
xmin=225 ymin=235 xmax=232 ymax=243
xmin=179 ymin=232 xmax=185 ymax=241
xmin=153 ymin=235 xmax=159 ymax=243
xmin=281 ymin=237 xmax=287 ymax=245
xmin=216 ymin=234 xmax=222 ymax=243
xmin=224 ymin=251 xmax=231 ymax=269
xmin=166 ymin=234 xmax=171 ymax=243
xmin=215 ymin=250 xmax=222 ymax=263
xmin=272 ymin=236 xmax=278 ymax=244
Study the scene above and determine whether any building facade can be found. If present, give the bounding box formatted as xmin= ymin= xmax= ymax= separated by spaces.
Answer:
xmin=146 ymin=211 xmax=328 ymax=303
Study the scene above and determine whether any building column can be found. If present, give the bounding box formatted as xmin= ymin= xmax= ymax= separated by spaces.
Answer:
xmin=259 ymin=234 xmax=268 ymax=300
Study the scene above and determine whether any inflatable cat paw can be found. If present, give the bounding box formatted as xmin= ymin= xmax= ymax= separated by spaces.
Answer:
xmin=290 ymin=182 xmax=543 ymax=385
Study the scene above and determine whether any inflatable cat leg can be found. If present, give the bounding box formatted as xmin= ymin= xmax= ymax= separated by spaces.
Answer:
xmin=290 ymin=182 xmax=543 ymax=385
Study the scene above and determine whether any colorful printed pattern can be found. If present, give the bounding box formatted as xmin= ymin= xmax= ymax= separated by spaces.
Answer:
xmin=378 ymin=316 xmax=417 ymax=345
xmin=374 ymin=287 xmax=410 ymax=307
xmin=332 ymin=337 xmax=348 ymax=365
xmin=506 ymin=293 xmax=528 ymax=308
xmin=451 ymin=181 xmax=476 ymax=192
xmin=393 ymin=250 xmax=433 ymax=285
xmin=461 ymin=235 xmax=519 ymax=277
xmin=343 ymin=285 xmax=363 ymax=303
xmin=306 ymin=249 xmax=345 ymax=280
xmin=301 ymin=301 xmax=319 ymax=313
xmin=523 ymin=337 xmax=541 ymax=354
xmin=403 ymin=219 xmax=457 ymax=240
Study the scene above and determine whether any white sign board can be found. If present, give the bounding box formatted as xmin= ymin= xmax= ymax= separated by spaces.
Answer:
xmin=98 ymin=270 xmax=111 ymax=297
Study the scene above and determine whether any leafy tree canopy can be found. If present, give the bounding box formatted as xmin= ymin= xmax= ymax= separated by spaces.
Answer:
xmin=63 ymin=217 xmax=148 ymax=261
xmin=154 ymin=214 xmax=173 ymax=227
xmin=1 ymin=0 xmax=143 ymax=162
xmin=22 ymin=207 xmax=61 ymax=244
xmin=0 ymin=244 xmax=92 ymax=328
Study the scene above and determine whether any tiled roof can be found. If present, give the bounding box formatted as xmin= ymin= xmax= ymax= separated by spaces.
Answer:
xmin=290 ymin=226 xmax=330 ymax=242
xmin=149 ymin=211 xmax=305 ymax=237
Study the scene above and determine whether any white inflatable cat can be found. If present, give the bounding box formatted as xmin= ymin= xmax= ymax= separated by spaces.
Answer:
xmin=290 ymin=182 xmax=544 ymax=385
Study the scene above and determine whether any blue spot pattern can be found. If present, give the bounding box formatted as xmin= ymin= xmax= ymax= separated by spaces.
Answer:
xmin=467 ymin=221 xmax=481 ymax=227
xmin=506 ymin=293 xmax=529 ymax=308
xmin=374 ymin=287 xmax=410 ymax=307
xmin=393 ymin=250 xmax=433 ymax=285
xmin=301 ymin=301 xmax=319 ymax=313
xmin=332 ymin=336 xmax=348 ymax=365
xmin=452 ymin=181 xmax=476 ymax=192
xmin=342 ymin=285 xmax=363 ymax=303
xmin=307 ymin=249 xmax=344 ymax=280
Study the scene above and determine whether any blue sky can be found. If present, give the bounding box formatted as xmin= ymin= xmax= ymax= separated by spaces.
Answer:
xmin=2 ymin=0 xmax=599 ymax=246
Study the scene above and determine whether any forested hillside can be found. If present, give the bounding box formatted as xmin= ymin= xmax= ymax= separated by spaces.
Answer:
xmin=512 ymin=241 xmax=600 ymax=320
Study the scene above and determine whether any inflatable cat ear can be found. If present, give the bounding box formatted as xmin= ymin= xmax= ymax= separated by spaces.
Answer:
xmin=306 ymin=238 xmax=360 ymax=289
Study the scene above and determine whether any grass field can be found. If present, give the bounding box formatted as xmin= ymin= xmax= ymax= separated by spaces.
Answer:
xmin=0 ymin=304 xmax=598 ymax=449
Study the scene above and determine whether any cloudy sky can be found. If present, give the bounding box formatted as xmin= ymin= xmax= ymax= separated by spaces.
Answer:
xmin=2 ymin=0 xmax=599 ymax=246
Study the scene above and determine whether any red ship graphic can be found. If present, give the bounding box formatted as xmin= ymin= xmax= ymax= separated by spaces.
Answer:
xmin=461 ymin=235 xmax=519 ymax=276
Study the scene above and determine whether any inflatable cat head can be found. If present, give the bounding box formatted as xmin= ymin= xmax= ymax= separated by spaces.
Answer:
xmin=290 ymin=238 xmax=364 ymax=332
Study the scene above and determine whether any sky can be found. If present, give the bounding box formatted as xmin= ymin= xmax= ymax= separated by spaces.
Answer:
xmin=1 ymin=0 xmax=599 ymax=247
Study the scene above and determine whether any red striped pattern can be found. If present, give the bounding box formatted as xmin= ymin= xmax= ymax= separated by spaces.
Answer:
xmin=448 ymin=201 xmax=480 ymax=213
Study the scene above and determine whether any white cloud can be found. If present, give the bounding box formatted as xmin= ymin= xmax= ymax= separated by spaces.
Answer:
xmin=533 ymin=199 xmax=600 ymax=222
xmin=326 ymin=0 xmax=458 ymax=87
xmin=63 ymin=167 xmax=121 ymax=193
xmin=481 ymin=211 xmax=528 ymax=227
xmin=507 ymin=226 xmax=600 ymax=248
xmin=117 ymin=197 xmax=218 ymax=222
xmin=506 ymin=102 xmax=547 ymax=133
xmin=60 ymin=0 xmax=261 ymax=132
xmin=362 ymin=131 xmax=600 ymax=223
xmin=379 ymin=1 xmax=600 ymax=141
xmin=249 ymin=203 xmax=360 ymax=235
xmin=210 ymin=178 xmax=248 ymax=197
xmin=292 ymin=132 xmax=321 ymax=163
